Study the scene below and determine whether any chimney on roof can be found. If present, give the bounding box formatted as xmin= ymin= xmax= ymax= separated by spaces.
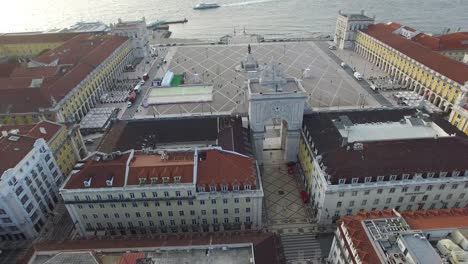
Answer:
xmin=1 ymin=131 xmax=7 ymax=137
xmin=84 ymin=177 xmax=92 ymax=187
xmin=39 ymin=127 xmax=47 ymax=134
xmin=9 ymin=129 xmax=19 ymax=135
xmin=106 ymin=176 xmax=114 ymax=187
xmin=361 ymin=9 xmax=365 ymax=15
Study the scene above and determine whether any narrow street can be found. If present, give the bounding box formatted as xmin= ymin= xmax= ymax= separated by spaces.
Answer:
xmin=261 ymin=150 xmax=331 ymax=264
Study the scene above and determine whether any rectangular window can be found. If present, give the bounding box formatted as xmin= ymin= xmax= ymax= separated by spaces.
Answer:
xmin=179 ymin=211 xmax=184 ymax=216
xmin=439 ymin=184 xmax=446 ymax=190
xmin=410 ymin=196 xmax=416 ymax=202
xmin=377 ymin=189 xmax=383 ymax=194
xmin=152 ymin=192 xmax=158 ymax=198
xmin=339 ymin=179 xmax=346 ymax=184
xmin=377 ymin=176 xmax=384 ymax=182
xmin=414 ymin=186 xmax=420 ymax=192
xmin=386 ymin=198 xmax=392 ymax=204
xmin=373 ymin=199 xmax=379 ymax=205
xmin=164 ymin=191 xmax=169 ymax=197
xmin=389 ymin=188 xmax=395 ymax=193
xmin=365 ymin=177 xmax=372 ymax=183
xmin=234 ymin=198 xmax=239 ymax=203
xmin=224 ymin=209 xmax=229 ymax=214
xmin=364 ymin=190 xmax=370 ymax=195
xmin=351 ymin=178 xmax=358 ymax=184
xmin=447 ymin=194 xmax=453 ymax=199
xmin=176 ymin=191 xmax=181 ymax=197
xmin=211 ymin=199 xmax=216 ymax=205
xmin=212 ymin=209 xmax=217 ymax=215
xmin=337 ymin=201 xmax=342 ymax=208
xmin=402 ymin=187 xmax=408 ymax=192
xmin=339 ymin=192 xmax=344 ymax=197
xmin=361 ymin=200 xmax=367 ymax=206
xmin=349 ymin=201 xmax=355 ymax=207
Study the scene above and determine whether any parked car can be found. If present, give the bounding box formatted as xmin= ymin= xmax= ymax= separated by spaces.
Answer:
xmin=340 ymin=62 xmax=347 ymax=68
xmin=328 ymin=45 xmax=337 ymax=50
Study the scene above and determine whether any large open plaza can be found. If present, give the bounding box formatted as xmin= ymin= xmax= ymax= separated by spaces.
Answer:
xmin=132 ymin=40 xmax=380 ymax=118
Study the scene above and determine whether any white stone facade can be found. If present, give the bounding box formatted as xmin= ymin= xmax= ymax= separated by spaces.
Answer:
xmin=301 ymin=130 xmax=468 ymax=225
xmin=112 ymin=19 xmax=150 ymax=59
xmin=0 ymin=138 xmax=63 ymax=240
xmin=60 ymin=149 xmax=264 ymax=236
xmin=334 ymin=11 xmax=375 ymax=50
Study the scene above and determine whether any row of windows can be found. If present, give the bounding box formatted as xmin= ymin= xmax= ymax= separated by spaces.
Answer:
xmin=336 ymin=171 xmax=468 ymax=184
xmin=335 ymin=202 xmax=468 ymax=217
xmin=336 ymin=192 xmax=466 ymax=207
xmin=337 ymin=183 xmax=468 ymax=197
xmin=82 ymin=207 xmax=251 ymax=220
xmin=77 ymin=198 xmax=252 ymax=210
xmin=74 ymin=189 xmax=199 ymax=201
xmin=84 ymin=216 xmax=252 ymax=230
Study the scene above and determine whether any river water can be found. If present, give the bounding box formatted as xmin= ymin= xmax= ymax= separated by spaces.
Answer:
xmin=1 ymin=0 xmax=467 ymax=39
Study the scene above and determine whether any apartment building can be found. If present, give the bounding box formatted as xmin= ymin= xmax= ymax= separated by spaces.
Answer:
xmin=298 ymin=108 xmax=468 ymax=225
xmin=0 ymin=33 xmax=133 ymax=125
xmin=0 ymin=136 xmax=63 ymax=241
xmin=328 ymin=208 xmax=468 ymax=264
xmin=0 ymin=120 xmax=86 ymax=176
xmin=351 ymin=21 xmax=468 ymax=135
xmin=60 ymin=147 xmax=263 ymax=236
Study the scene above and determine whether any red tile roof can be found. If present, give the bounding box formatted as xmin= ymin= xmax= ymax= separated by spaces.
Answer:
xmin=0 ymin=32 xmax=79 ymax=44
xmin=119 ymin=252 xmax=145 ymax=264
xmin=401 ymin=208 xmax=468 ymax=230
xmin=0 ymin=120 xmax=62 ymax=142
xmin=127 ymin=152 xmax=194 ymax=185
xmin=0 ymin=135 xmax=36 ymax=176
xmin=337 ymin=209 xmax=396 ymax=264
xmin=0 ymin=64 xmax=16 ymax=77
xmin=0 ymin=34 xmax=128 ymax=114
xmin=197 ymin=149 xmax=257 ymax=191
xmin=10 ymin=66 xmax=60 ymax=78
xmin=362 ymin=23 xmax=468 ymax=84
xmin=22 ymin=232 xmax=281 ymax=264
xmin=303 ymin=109 xmax=468 ymax=184
xmin=63 ymin=153 xmax=129 ymax=189
xmin=413 ymin=32 xmax=468 ymax=51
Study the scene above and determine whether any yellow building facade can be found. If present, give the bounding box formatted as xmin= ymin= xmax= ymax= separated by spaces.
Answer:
xmin=47 ymin=124 xmax=87 ymax=177
xmin=354 ymin=28 xmax=468 ymax=135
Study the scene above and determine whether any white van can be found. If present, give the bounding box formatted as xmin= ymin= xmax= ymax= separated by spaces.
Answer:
xmin=127 ymin=101 xmax=132 ymax=108
xmin=340 ymin=62 xmax=347 ymax=68
xmin=354 ymin=72 xmax=363 ymax=81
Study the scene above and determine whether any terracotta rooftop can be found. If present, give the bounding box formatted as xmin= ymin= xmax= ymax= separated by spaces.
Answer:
xmin=20 ymin=232 xmax=281 ymax=264
xmin=0 ymin=121 xmax=62 ymax=175
xmin=0 ymin=34 xmax=127 ymax=114
xmin=0 ymin=120 xmax=62 ymax=142
xmin=337 ymin=209 xmax=396 ymax=264
xmin=0 ymin=135 xmax=36 ymax=176
xmin=63 ymin=153 xmax=129 ymax=189
xmin=303 ymin=109 xmax=468 ymax=184
xmin=0 ymin=32 xmax=79 ymax=44
xmin=413 ymin=32 xmax=468 ymax=51
xmin=337 ymin=209 xmax=468 ymax=264
xmin=362 ymin=23 xmax=468 ymax=84
xmin=197 ymin=149 xmax=257 ymax=191
xmin=401 ymin=208 xmax=468 ymax=230
xmin=63 ymin=148 xmax=257 ymax=190
xmin=127 ymin=151 xmax=195 ymax=185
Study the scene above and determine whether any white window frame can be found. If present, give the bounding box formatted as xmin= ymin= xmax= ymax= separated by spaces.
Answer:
xmin=364 ymin=177 xmax=372 ymax=183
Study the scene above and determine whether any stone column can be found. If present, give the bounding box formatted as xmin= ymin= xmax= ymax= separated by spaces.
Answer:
xmin=251 ymin=131 xmax=264 ymax=165
xmin=285 ymin=129 xmax=301 ymax=162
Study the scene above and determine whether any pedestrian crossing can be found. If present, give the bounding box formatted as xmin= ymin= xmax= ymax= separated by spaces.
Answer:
xmin=281 ymin=232 xmax=322 ymax=263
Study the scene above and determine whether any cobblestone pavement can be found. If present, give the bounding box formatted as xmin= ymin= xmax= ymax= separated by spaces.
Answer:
xmin=261 ymin=150 xmax=331 ymax=263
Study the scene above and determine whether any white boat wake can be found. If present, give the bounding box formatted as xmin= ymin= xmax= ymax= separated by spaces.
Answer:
xmin=223 ymin=0 xmax=278 ymax=7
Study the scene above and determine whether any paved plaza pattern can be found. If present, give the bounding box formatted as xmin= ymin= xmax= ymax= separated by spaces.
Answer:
xmin=138 ymin=41 xmax=379 ymax=118
xmin=261 ymin=150 xmax=325 ymax=263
